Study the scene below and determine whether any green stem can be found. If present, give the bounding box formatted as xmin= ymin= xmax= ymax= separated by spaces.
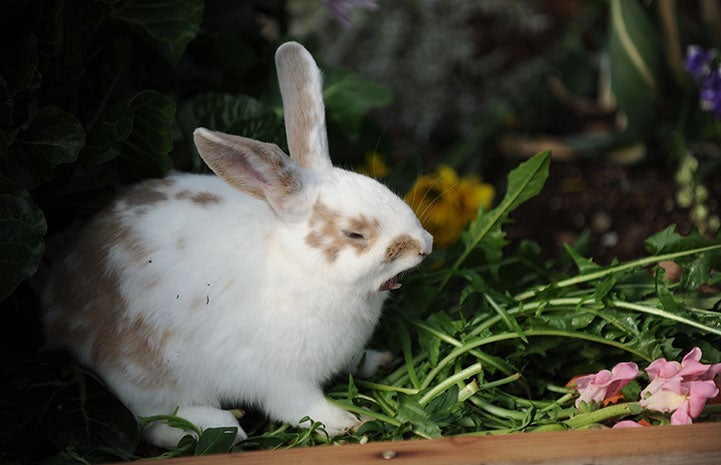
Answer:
xmin=327 ymin=399 xmax=401 ymax=427
xmin=398 ymin=320 xmax=421 ymax=389
xmin=419 ymin=363 xmax=484 ymax=405
xmin=611 ymin=300 xmax=721 ymax=337
xmin=702 ymin=403 xmax=721 ymax=415
xmin=563 ymin=402 xmax=643 ymax=429
xmin=354 ymin=379 xmax=419 ymax=395
xmin=513 ymin=244 xmax=721 ymax=301
xmin=469 ymin=397 xmax=529 ymax=421
xmin=458 ymin=380 xmax=480 ymax=402
xmin=540 ymin=392 xmax=575 ymax=413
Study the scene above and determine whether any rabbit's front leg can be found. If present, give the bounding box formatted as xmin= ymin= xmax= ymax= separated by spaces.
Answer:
xmin=142 ymin=406 xmax=247 ymax=449
xmin=345 ymin=349 xmax=394 ymax=378
xmin=263 ymin=383 xmax=359 ymax=436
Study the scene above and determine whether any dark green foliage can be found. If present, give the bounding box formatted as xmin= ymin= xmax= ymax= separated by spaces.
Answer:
xmin=1 ymin=0 xmax=720 ymax=462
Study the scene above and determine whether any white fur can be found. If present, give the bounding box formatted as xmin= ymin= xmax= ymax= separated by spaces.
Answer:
xmin=43 ymin=42 xmax=432 ymax=449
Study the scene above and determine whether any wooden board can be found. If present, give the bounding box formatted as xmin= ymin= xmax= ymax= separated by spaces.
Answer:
xmin=160 ymin=422 xmax=721 ymax=465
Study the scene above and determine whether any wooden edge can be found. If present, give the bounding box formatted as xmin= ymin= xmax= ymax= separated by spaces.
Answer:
xmin=157 ymin=422 xmax=721 ymax=465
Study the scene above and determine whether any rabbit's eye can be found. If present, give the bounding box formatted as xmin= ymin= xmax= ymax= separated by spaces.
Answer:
xmin=343 ymin=230 xmax=367 ymax=241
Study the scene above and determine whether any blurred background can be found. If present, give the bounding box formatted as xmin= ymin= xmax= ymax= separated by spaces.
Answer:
xmin=1 ymin=0 xmax=721 ymax=462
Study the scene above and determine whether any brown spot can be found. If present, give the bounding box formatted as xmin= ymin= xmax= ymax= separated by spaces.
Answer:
xmin=122 ymin=179 xmax=172 ymax=207
xmin=145 ymin=275 xmax=162 ymax=289
xmin=191 ymin=294 xmax=209 ymax=310
xmin=176 ymin=237 xmax=187 ymax=250
xmin=44 ymin=207 xmax=175 ymax=390
xmin=304 ymin=200 xmax=380 ymax=263
xmin=384 ymin=234 xmax=422 ymax=264
xmin=221 ymin=279 xmax=237 ymax=293
xmin=176 ymin=190 xmax=223 ymax=206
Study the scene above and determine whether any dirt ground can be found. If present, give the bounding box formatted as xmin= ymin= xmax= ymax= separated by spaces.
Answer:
xmin=506 ymin=158 xmax=720 ymax=264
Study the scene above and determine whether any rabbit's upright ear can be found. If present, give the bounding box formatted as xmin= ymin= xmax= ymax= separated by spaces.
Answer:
xmin=194 ymin=128 xmax=307 ymax=218
xmin=275 ymin=42 xmax=332 ymax=172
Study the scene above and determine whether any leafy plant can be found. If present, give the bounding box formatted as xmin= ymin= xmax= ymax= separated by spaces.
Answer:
xmin=2 ymin=1 xmax=721 ymax=463
xmin=0 ymin=0 xmax=391 ymax=303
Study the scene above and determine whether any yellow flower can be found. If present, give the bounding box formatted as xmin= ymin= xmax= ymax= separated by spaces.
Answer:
xmin=356 ymin=152 xmax=390 ymax=178
xmin=405 ymin=165 xmax=495 ymax=248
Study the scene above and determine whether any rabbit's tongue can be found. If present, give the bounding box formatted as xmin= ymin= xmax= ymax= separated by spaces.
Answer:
xmin=380 ymin=275 xmax=401 ymax=291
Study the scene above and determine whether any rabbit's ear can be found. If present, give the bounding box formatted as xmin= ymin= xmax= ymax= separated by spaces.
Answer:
xmin=275 ymin=42 xmax=332 ymax=171
xmin=194 ymin=128 xmax=307 ymax=218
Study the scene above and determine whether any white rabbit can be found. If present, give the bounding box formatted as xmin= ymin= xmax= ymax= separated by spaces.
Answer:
xmin=43 ymin=41 xmax=432 ymax=449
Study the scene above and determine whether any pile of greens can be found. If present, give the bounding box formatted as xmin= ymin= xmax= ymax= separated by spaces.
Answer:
xmin=2 ymin=0 xmax=721 ymax=462
xmin=120 ymin=152 xmax=719 ymax=459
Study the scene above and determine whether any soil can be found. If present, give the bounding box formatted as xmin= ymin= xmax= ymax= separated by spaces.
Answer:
xmin=505 ymin=157 xmax=720 ymax=265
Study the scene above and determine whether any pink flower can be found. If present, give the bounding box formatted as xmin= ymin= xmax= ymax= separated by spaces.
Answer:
xmin=574 ymin=362 xmax=640 ymax=408
xmin=639 ymin=347 xmax=721 ymax=425
xmin=613 ymin=420 xmax=648 ymax=429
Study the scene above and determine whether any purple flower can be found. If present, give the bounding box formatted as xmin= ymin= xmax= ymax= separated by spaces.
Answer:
xmin=685 ymin=45 xmax=715 ymax=82
xmin=320 ymin=0 xmax=379 ymax=28
xmin=685 ymin=45 xmax=721 ymax=119
xmin=700 ymin=69 xmax=721 ymax=118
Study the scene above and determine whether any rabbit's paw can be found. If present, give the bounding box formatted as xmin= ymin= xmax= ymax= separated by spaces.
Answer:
xmin=346 ymin=349 xmax=394 ymax=378
xmin=142 ymin=406 xmax=247 ymax=449
xmin=302 ymin=403 xmax=360 ymax=437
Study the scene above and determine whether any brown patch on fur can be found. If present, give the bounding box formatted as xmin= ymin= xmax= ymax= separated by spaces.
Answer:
xmin=176 ymin=237 xmax=187 ymax=251
xmin=221 ymin=279 xmax=237 ymax=293
xmin=145 ymin=275 xmax=162 ymax=289
xmin=305 ymin=200 xmax=380 ymax=263
xmin=45 ymin=209 xmax=175 ymax=390
xmin=122 ymin=180 xmax=172 ymax=207
xmin=191 ymin=293 xmax=210 ymax=310
xmin=176 ymin=190 xmax=223 ymax=206
xmin=384 ymin=235 xmax=422 ymax=264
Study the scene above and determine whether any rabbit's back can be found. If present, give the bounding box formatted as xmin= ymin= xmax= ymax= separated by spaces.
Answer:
xmin=43 ymin=173 xmax=276 ymax=395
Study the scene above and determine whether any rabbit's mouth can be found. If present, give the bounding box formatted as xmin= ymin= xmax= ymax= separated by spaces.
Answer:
xmin=379 ymin=275 xmax=402 ymax=291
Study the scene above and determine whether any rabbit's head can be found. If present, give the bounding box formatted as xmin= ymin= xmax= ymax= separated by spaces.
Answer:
xmin=194 ymin=42 xmax=431 ymax=294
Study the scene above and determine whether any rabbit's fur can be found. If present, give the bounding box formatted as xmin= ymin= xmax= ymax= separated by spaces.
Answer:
xmin=43 ymin=42 xmax=432 ymax=448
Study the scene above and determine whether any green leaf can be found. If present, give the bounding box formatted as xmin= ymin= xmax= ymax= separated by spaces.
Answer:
xmin=37 ymin=0 xmax=64 ymax=58
xmin=0 ymin=33 xmax=38 ymax=97
xmin=454 ymin=150 xmax=551 ymax=270
xmin=486 ymin=294 xmax=527 ymax=343
xmin=563 ymin=243 xmax=601 ymax=274
xmin=176 ymin=92 xmax=285 ymax=170
xmin=592 ymin=275 xmax=617 ymax=302
xmin=347 ymin=374 xmax=358 ymax=400
xmin=323 ymin=69 xmax=392 ymax=139
xmin=4 ymin=105 xmax=85 ymax=188
xmin=418 ymin=330 xmax=441 ymax=367
xmin=111 ymin=0 xmax=203 ymax=64
xmin=645 ymin=225 xmax=712 ymax=255
xmin=655 ymin=270 xmax=685 ymax=313
xmin=195 ymin=427 xmax=238 ymax=455
xmin=0 ymin=178 xmax=46 ymax=302
xmin=424 ymin=384 xmax=459 ymax=417
xmin=80 ymin=101 xmax=135 ymax=167
xmin=119 ymin=90 xmax=175 ymax=180
xmin=38 ymin=367 xmax=139 ymax=457
xmin=608 ymin=0 xmax=660 ymax=138
xmin=397 ymin=394 xmax=442 ymax=438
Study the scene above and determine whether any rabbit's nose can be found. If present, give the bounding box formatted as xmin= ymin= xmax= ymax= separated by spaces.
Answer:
xmin=419 ymin=231 xmax=433 ymax=257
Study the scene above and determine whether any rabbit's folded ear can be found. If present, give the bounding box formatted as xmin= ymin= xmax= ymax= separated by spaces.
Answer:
xmin=194 ymin=128 xmax=308 ymax=218
xmin=275 ymin=42 xmax=332 ymax=172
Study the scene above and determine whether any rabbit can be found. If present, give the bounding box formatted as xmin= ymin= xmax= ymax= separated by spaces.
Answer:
xmin=42 ymin=41 xmax=433 ymax=449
